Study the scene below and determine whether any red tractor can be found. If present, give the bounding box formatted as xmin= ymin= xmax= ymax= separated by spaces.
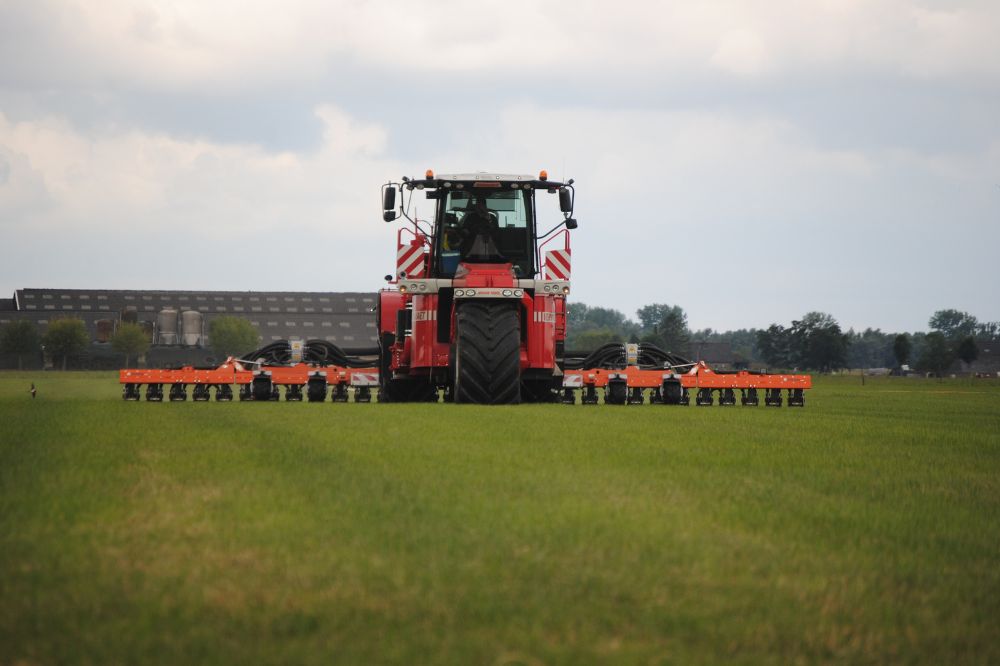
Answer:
xmin=119 ymin=169 xmax=811 ymax=406
xmin=377 ymin=170 xmax=575 ymax=404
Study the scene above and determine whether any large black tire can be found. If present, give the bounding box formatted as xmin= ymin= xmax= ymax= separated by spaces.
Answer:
xmin=454 ymin=301 xmax=521 ymax=404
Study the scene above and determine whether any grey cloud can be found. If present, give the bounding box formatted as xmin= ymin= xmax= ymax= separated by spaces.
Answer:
xmin=1 ymin=0 xmax=999 ymax=332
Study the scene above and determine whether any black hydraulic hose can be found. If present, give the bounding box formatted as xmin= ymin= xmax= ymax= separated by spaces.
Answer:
xmin=634 ymin=343 xmax=694 ymax=370
xmin=563 ymin=343 xmax=628 ymax=370
xmin=240 ymin=339 xmax=377 ymax=368
xmin=562 ymin=342 xmax=697 ymax=371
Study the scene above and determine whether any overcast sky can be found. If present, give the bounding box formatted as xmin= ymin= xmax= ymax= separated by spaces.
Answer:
xmin=1 ymin=0 xmax=998 ymax=332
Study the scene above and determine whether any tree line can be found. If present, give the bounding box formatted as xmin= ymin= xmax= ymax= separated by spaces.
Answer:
xmin=0 ymin=316 xmax=260 ymax=370
xmin=566 ymin=304 xmax=997 ymax=373
xmin=1 ymin=307 xmax=995 ymax=373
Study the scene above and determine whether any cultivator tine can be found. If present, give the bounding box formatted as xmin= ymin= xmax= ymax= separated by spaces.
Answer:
xmin=332 ymin=384 xmax=349 ymax=402
xmin=239 ymin=385 xmax=252 ymax=401
xmin=285 ymin=385 xmax=303 ymax=402
xmin=561 ymin=388 xmax=576 ymax=404
xmin=122 ymin=383 xmax=140 ymax=401
xmin=168 ymin=384 xmax=187 ymax=402
xmin=660 ymin=377 xmax=684 ymax=405
xmin=696 ymin=388 xmax=713 ymax=406
xmin=764 ymin=388 xmax=783 ymax=407
xmin=605 ymin=375 xmax=628 ymax=405
xmin=216 ymin=384 xmax=233 ymax=402
xmin=251 ymin=374 xmax=272 ymax=402
xmin=741 ymin=388 xmax=758 ymax=406
xmin=307 ymin=374 xmax=328 ymax=402
xmin=719 ymin=388 xmax=736 ymax=406
xmin=581 ymin=385 xmax=599 ymax=405
xmin=192 ymin=384 xmax=210 ymax=401
xmin=788 ymin=388 xmax=805 ymax=407
xmin=627 ymin=387 xmax=644 ymax=405
xmin=355 ymin=386 xmax=372 ymax=403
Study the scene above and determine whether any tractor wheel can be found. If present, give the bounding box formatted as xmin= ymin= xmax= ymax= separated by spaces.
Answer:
xmin=454 ymin=301 xmax=521 ymax=404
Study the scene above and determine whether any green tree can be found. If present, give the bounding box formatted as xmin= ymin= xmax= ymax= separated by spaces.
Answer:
xmin=893 ymin=333 xmax=911 ymax=369
xmin=975 ymin=321 xmax=999 ymax=342
xmin=42 ymin=318 xmax=89 ymax=370
xmin=573 ymin=328 xmax=623 ymax=350
xmin=209 ymin=316 xmax=260 ymax=358
xmin=0 ymin=320 xmax=41 ymax=370
xmin=789 ymin=312 xmax=848 ymax=372
xmin=692 ymin=328 xmax=760 ymax=364
xmin=111 ymin=322 xmax=150 ymax=368
xmin=756 ymin=324 xmax=791 ymax=368
xmin=929 ymin=309 xmax=978 ymax=340
xmin=636 ymin=304 xmax=677 ymax=332
xmin=956 ymin=336 xmax=978 ymax=369
xmin=637 ymin=304 xmax=689 ymax=352
xmin=658 ymin=307 xmax=690 ymax=353
xmin=916 ymin=332 xmax=953 ymax=377
xmin=566 ymin=303 xmax=638 ymax=348
xmin=846 ymin=328 xmax=895 ymax=369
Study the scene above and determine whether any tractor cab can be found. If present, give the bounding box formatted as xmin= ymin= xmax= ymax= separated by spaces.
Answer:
xmin=382 ymin=171 xmax=576 ymax=281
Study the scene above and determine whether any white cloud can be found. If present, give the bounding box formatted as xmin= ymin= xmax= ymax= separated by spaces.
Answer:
xmin=0 ymin=105 xmax=400 ymax=235
xmin=3 ymin=0 xmax=998 ymax=93
xmin=0 ymin=106 xmax=419 ymax=295
xmin=1 ymin=0 xmax=998 ymax=330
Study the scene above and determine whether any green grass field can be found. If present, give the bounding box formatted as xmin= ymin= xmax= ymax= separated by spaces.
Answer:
xmin=1 ymin=372 xmax=998 ymax=664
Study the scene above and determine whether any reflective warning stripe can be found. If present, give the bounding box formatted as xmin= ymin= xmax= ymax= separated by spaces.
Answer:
xmin=414 ymin=310 xmax=437 ymax=322
xmin=397 ymin=243 xmax=425 ymax=278
xmin=350 ymin=372 xmax=379 ymax=387
xmin=562 ymin=375 xmax=583 ymax=388
xmin=544 ymin=249 xmax=571 ymax=280
xmin=533 ymin=311 xmax=556 ymax=323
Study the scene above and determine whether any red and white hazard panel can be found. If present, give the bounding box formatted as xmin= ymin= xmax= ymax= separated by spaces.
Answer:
xmin=544 ymin=249 xmax=571 ymax=280
xmin=350 ymin=372 xmax=379 ymax=387
xmin=396 ymin=241 xmax=426 ymax=278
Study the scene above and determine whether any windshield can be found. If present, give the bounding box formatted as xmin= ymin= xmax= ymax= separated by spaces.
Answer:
xmin=435 ymin=188 xmax=534 ymax=277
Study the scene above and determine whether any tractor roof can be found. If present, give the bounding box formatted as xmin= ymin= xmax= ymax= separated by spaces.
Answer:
xmin=408 ymin=171 xmax=569 ymax=188
xmin=435 ymin=172 xmax=537 ymax=183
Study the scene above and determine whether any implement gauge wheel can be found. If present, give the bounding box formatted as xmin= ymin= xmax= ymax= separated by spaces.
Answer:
xmin=454 ymin=300 xmax=521 ymax=404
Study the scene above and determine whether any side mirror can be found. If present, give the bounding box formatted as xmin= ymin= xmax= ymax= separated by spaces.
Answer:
xmin=382 ymin=185 xmax=396 ymax=211
xmin=565 ymin=218 xmax=578 ymax=230
xmin=559 ymin=188 xmax=573 ymax=213
xmin=383 ymin=211 xmax=397 ymax=222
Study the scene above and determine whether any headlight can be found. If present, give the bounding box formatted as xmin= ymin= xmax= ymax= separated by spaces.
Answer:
xmin=465 ymin=289 xmax=476 ymax=297
xmin=455 ymin=289 xmax=465 ymax=297
xmin=513 ymin=289 xmax=523 ymax=297
xmin=502 ymin=289 xmax=512 ymax=297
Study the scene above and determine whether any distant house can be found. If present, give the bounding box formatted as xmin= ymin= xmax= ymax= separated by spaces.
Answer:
xmin=689 ymin=341 xmax=737 ymax=370
xmin=0 ymin=287 xmax=378 ymax=369
xmin=961 ymin=342 xmax=1000 ymax=376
